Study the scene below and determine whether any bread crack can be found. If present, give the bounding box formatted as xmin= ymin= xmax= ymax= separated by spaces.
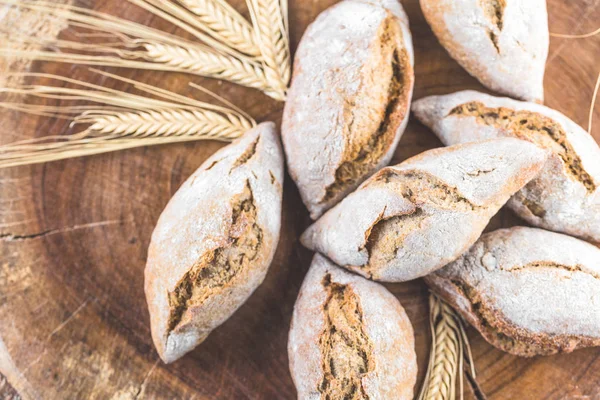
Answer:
xmin=467 ymin=168 xmax=496 ymax=177
xmin=318 ymin=274 xmax=374 ymax=400
xmin=167 ymin=182 xmax=262 ymax=333
xmin=521 ymin=198 xmax=547 ymax=218
xmin=204 ymin=158 xmax=221 ymax=171
xmin=449 ymin=102 xmax=596 ymax=192
xmin=480 ymin=0 xmax=506 ymax=52
xmin=507 ymin=261 xmax=600 ymax=281
xmin=320 ymin=16 xmax=411 ymax=205
xmin=231 ymin=137 xmax=260 ymax=172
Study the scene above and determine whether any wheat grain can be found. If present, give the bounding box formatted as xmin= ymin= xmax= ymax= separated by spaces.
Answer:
xmin=0 ymin=71 xmax=255 ymax=168
xmin=178 ymin=0 xmax=260 ymax=57
xmin=418 ymin=293 xmax=479 ymax=400
xmin=247 ymin=0 xmax=291 ymax=99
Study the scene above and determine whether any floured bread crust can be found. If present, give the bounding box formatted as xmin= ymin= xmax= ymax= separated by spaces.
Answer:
xmin=426 ymin=226 xmax=600 ymax=357
xmin=301 ymin=138 xmax=547 ymax=282
xmin=288 ymin=254 xmax=417 ymax=399
xmin=420 ymin=0 xmax=548 ymax=102
xmin=413 ymin=90 xmax=600 ymax=243
xmin=144 ymin=122 xmax=284 ymax=363
xmin=282 ymin=0 xmax=415 ymax=220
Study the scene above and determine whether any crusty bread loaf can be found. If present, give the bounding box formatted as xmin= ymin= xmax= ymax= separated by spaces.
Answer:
xmin=282 ymin=0 xmax=414 ymax=220
xmin=425 ymin=226 xmax=600 ymax=357
xmin=144 ymin=122 xmax=284 ymax=363
xmin=301 ymin=138 xmax=547 ymax=282
xmin=420 ymin=0 xmax=548 ymax=102
xmin=413 ymin=90 xmax=600 ymax=243
xmin=288 ymin=254 xmax=417 ymax=399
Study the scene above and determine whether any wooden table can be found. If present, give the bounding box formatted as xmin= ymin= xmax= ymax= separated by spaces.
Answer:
xmin=0 ymin=0 xmax=598 ymax=398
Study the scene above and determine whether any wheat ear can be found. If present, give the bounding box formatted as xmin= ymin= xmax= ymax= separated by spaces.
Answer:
xmin=0 ymin=71 xmax=255 ymax=168
xmin=0 ymin=0 xmax=284 ymax=99
xmin=247 ymin=0 xmax=291 ymax=100
xmin=177 ymin=0 xmax=260 ymax=57
xmin=418 ymin=293 xmax=479 ymax=400
xmin=143 ymin=43 xmax=270 ymax=92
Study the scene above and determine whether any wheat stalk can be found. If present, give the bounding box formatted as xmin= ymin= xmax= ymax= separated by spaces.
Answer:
xmin=551 ymin=27 xmax=600 ymax=39
xmin=549 ymin=24 xmax=599 ymax=134
xmin=82 ymin=109 xmax=248 ymax=138
xmin=247 ymin=0 xmax=291 ymax=99
xmin=0 ymin=0 xmax=287 ymax=100
xmin=588 ymin=72 xmax=600 ymax=135
xmin=177 ymin=0 xmax=260 ymax=57
xmin=0 ymin=71 xmax=255 ymax=168
xmin=418 ymin=293 xmax=479 ymax=400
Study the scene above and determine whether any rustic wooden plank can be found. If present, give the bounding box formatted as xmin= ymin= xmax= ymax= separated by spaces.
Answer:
xmin=0 ymin=0 xmax=598 ymax=399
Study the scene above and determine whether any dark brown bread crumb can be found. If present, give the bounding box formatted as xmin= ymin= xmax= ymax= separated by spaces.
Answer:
xmin=231 ymin=137 xmax=260 ymax=171
xmin=480 ymin=0 xmax=506 ymax=51
xmin=521 ymin=198 xmax=547 ymax=218
xmin=361 ymin=171 xmax=479 ymax=275
xmin=167 ymin=183 xmax=262 ymax=332
xmin=321 ymin=15 xmax=412 ymax=205
xmin=449 ymin=101 xmax=596 ymax=192
xmin=318 ymin=274 xmax=374 ymax=400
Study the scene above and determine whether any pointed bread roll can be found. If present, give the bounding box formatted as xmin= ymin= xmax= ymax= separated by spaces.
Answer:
xmin=413 ymin=90 xmax=600 ymax=243
xmin=301 ymin=138 xmax=547 ymax=282
xmin=288 ymin=254 xmax=417 ymax=399
xmin=144 ymin=122 xmax=284 ymax=363
xmin=282 ymin=0 xmax=414 ymax=219
xmin=426 ymin=227 xmax=600 ymax=357
xmin=420 ymin=0 xmax=548 ymax=102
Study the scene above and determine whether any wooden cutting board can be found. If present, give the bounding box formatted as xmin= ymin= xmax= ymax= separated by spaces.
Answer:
xmin=0 ymin=0 xmax=598 ymax=398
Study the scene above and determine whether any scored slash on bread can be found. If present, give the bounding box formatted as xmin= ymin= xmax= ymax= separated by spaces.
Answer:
xmin=144 ymin=122 xmax=284 ymax=363
xmin=282 ymin=0 xmax=415 ymax=220
xmin=301 ymin=138 xmax=547 ymax=282
xmin=425 ymin=226 xmax=600 ymax=357
xmin=288 ymin=254 xmax=417 ymax=399
xmin=419 ymin=0 xmax=548 ymax=103
xmin=413 ymin=90 xmax=600 ymax=244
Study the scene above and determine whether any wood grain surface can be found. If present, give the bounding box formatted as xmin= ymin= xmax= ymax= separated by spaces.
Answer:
xmin=0 ymin=0 xmax=599 ymax=399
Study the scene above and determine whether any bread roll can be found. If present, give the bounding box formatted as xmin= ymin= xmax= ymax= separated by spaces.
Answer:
xmin=282 ymin=0 xmax=414 ymax=219
xmin=426 ymin=226 xmax=600 ymax=357
xmin=288 ymin=254 xmax=417 ymax=399
xmin=413 ymin=90 xmax=600 ymax=243
xmin=420 ymin=0 xmax=548 ymax=102
xmin=301 ymin=138 xmax=547 ymax=282
xmin=145 ymin=122 xmax=284 ymax=363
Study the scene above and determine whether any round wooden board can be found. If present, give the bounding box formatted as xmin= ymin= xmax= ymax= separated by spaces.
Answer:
xmin=0 ymin=0 xmax=599 ymax=399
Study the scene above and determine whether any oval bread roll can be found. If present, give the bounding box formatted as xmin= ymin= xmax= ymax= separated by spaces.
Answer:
xmin=425 ymin=226 xmax=600 ymax=357
xmin=144 ymin=122 xmax=284 ymax=363
xmin=301 ymin=138 xmax=547 ymax=282
xmin=413 ymin=90 xmax=600 ymax=243
xmin=420 ymin=0 xmax=548 ymax=102
xmin=282 ymin=0 xmax=414 ymax=220
xmin=288 ymin=254 xmax=417 ymax=399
